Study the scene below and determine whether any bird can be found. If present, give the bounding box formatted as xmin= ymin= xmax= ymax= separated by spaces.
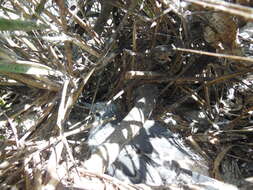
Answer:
xmin=86 ymin=102 xmax=238 ymax=189
xmin=107 ymin=120 xmax=209 ymax=185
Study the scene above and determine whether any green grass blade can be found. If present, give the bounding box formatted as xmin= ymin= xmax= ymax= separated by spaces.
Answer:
xmin=0 ymin=61 xmax=62 ymax=76
xmin=0 ymin=17 xmax=49 ymax=31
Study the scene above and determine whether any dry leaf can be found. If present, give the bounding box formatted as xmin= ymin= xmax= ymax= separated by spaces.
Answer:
xmin=203 ymin=12 xmax=239 ymax=53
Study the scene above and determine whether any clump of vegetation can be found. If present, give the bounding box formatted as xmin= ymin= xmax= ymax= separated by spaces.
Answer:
xmin=0 ymin=0 xmax=253 ymax=189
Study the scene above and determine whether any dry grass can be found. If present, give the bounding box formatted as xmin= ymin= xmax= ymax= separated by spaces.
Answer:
xmin=0 ymin=0 xmax=253 ymax=189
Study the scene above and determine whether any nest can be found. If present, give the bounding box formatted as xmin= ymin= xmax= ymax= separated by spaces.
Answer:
xmin=0 ymin=0 xmax=253 ymax=189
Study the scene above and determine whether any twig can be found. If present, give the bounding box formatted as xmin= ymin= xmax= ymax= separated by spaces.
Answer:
xmin=175 ymin=47 xmax=253 ymax=63
xmin=66 ymin=8 xmax=102 ymax=46
xmin=184 ymin=0 xmax=253 ymax=21
xmin=4 ymin=113 xmax=21 ymax=148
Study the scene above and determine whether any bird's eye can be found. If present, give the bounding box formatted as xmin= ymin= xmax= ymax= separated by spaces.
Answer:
xmin=95 ymin=112 xmax=101 ymax=117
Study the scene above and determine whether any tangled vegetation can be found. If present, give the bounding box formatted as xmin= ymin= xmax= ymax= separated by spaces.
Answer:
xmin=0 ymin=0 xmax=253 ymax=189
